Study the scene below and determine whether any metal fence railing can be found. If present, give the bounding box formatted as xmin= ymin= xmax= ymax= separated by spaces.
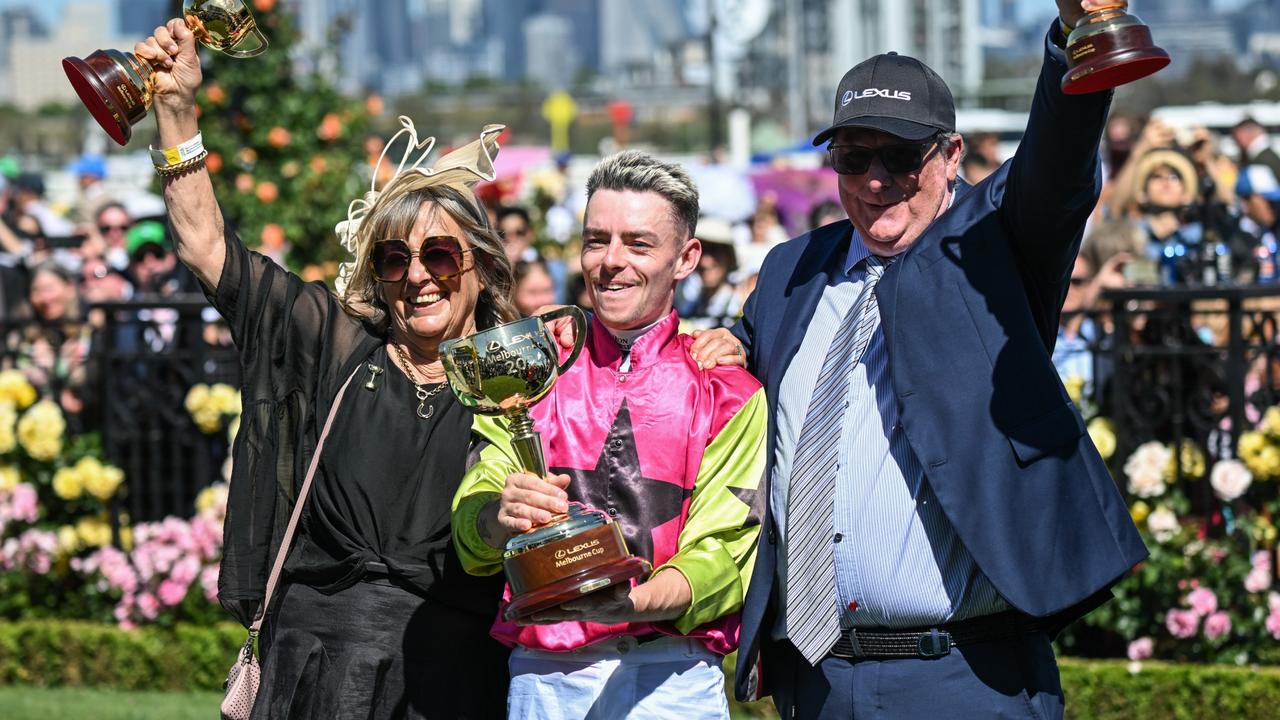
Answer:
xmin=2 ymin=297 xmax=239 ymax=525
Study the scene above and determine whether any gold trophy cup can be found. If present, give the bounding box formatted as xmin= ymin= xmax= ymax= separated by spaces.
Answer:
xmin=62 ymin=0 xmax=269 ymax=145
xmin=440 ymin=307 xmax=652 ymax=621
xmin=1061 ymin=5 xmax=1170 ymax=95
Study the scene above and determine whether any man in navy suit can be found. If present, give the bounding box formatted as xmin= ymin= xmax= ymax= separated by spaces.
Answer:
xmin=691 ymin=1 xmax=1147 ymax=716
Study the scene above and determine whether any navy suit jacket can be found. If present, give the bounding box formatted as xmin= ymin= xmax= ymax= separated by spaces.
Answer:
xmin=732 ymin=38 xmax=1148 ymax=701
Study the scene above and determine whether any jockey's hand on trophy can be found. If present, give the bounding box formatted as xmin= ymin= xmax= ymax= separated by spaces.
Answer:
xmin=1056 ymin=0 xmax=1127 ymax=29
xmin=497 ymin=471 xmax=572 ymax=534
xmin=133 ymin=18 xmax=202 ymax=113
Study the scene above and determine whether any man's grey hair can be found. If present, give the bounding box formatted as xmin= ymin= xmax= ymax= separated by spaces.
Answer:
xmin=585 ymin=150 xmax=699 ymax=239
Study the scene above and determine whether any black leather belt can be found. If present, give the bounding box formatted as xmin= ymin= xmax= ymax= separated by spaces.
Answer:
xmin=829 ymin=611 xmax=1042 ymax=660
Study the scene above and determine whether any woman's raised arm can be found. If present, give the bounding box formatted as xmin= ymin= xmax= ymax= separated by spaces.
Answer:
xmin=134 ymin=18 xmax=225 ymax=291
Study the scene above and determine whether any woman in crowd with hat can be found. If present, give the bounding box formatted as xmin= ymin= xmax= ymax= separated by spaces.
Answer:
xmin=136 ymin=19 xmax=518 ymax=719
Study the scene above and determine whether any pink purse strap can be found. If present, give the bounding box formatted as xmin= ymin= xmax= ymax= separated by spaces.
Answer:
xmin=249 ymin=365 xmax=361 ymax=634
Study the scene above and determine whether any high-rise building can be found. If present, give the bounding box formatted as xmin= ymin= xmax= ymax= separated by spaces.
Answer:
xmin=485 ymin=0 xmax=535 ymax=82
xmin=828 ymin=0 xmax=983 ymax=105
xmin=1 ymin=1 xmax=132 ymax=112
xmin=524 ymin=13 xmax=578 ymax=89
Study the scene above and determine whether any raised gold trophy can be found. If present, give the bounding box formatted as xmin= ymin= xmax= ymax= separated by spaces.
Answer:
xmin=1061 ymin=5 xmax=1169 ymax=95
xmin=62 ymin=0 xmax=268 ymax=145
xmin=440 ymin=307 xmax=653 ymax=621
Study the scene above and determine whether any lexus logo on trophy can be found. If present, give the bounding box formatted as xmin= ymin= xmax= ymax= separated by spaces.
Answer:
xmin=1061 ymin=6 xmax=1170 ymax=94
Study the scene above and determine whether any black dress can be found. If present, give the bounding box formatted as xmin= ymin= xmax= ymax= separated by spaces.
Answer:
xmin=251 ymin=344 xmax=508 ymax=720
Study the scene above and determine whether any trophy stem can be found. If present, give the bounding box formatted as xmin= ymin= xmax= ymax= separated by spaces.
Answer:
xmin=508 ymin=407 xmax=547 ymax=477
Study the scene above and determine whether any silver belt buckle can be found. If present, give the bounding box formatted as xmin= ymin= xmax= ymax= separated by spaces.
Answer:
xmin=917 ymin=629 xmax=952 ymax=658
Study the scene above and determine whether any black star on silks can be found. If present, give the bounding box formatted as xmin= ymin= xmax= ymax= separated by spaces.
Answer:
xmin=550 ymin=400 xmax=691 ymax=563
xmin=729 ymin=483 xmax=765 ymax=528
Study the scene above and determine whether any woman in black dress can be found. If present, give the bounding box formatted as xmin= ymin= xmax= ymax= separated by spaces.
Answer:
xmin=136 ymin=19 xmax=516 ymax=719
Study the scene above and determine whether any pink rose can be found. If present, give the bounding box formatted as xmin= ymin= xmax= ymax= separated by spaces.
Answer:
xmin=1246 ymin=567 xmax=1272 ymax=594
xmin=1166 ymin=608 xmax=1199 ymax=639
xmin=1204 ymin=611 xmax=1232 ymax=640
xmin=201 ymin=565 xmax=219 ymax=603
xmin=1267 ymin=609 xmax=1280 ymax=641
xmin=1255 ymin=550 xmax=1273 ymax=572
xmin=157 ymin=579 xmax=189 ymax=607
xmin=1127 ymin=637 xmax=1154 ymax=660
xmin=10 ymin=484 xmax=38 ymax=523
xmin=169 ymin=555 xmax=201 ymax=586
xmin=1186 ymin=587 xmax=1218 ymax=617
xmin=137 ymin=592 xmax=160 ymax=620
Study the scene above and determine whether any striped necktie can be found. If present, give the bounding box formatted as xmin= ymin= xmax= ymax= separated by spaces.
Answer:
xmin=784 ymin=254 xmax=887 ymax=665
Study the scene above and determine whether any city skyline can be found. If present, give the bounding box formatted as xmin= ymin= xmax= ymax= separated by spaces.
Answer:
xmin=2 ymin=0 xmax=1277 ymax=134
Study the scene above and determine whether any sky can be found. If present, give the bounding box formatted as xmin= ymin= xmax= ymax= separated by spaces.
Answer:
xmin=0 ymin=0 xmax=72 ymax=30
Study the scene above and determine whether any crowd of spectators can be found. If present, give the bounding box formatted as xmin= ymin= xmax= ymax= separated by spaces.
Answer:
xmin=0 ymin=159 xmax=203 ymax=430
xmin=1048 ymin=114 xmax=1280 ymax=429
xmin=5 ymin=111 xmax=1280 ymax=433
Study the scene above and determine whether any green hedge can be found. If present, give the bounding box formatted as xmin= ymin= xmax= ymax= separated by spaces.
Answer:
xmin=1059 ymin=658 xmax=1280 ymax=720
xmin=0 ymin=621 xmax=243 ymax=691
xmin=2 ymin=622 xmax=1280 ymax=719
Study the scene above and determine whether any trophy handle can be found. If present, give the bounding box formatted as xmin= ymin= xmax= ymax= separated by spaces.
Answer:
xmin=537 ymin=306 xmax=587 ymax=375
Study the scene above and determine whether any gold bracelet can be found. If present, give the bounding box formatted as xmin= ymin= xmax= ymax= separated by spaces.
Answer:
xmin=155 ymin=150 xmax=209 ymax=178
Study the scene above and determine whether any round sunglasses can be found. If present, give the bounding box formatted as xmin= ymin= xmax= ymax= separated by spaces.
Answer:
xmin=828 ymin=135 xmax=945 ymax=176
xmin=369 ymin=236 xmax=475 ymax=284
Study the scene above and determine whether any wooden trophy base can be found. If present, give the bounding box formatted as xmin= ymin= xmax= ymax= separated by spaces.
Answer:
xmin=62 ymin=50 xmax=150 ymax=145
xmin=503 ymin=555 xmax=652 ymax=622
xmin=1063 ymin=24 xmax=1170 ymax=95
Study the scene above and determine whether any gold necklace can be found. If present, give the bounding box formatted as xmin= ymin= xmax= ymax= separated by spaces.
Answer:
xmin=391 ymin=342 xmax=446 ymax=419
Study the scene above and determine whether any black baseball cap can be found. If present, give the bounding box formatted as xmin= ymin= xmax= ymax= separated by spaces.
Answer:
xmin=813 ymin=52 xmax=955 ymax=146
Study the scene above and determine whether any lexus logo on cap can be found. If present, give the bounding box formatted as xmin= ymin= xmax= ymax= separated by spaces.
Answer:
xmin=841 ymin=90 xmax=853 ymax=107
xmin=855 ymin=88 xmax=912 ymax=101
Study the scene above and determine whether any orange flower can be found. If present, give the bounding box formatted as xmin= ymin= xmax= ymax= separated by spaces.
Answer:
xmin=267 ymin=126 xmax=291 ymax=148
xmin=255 ymin=181 xmax=278 ymax=203
xmin=237 ymin=147 xmax=258 ymax=166
xmin=253 ymin=0 xmax=276 ymax=12
xmin=300 ymin=264 xmax=326 ymax=282
xmin=365 ymin=95 xmax=384 ymax=115
xmin=205 ymin=152 xmax=223 ymax=174
xmin=205 ymin=83 xmax=226 ymax=105
xmin=309 ymin=155 xmax=327 ymax=174
xmin=234 ymin=174 xmax=254 ymax=193
xmin=281 ymin=160 xmax=300 ymax=178
xmin=317 ymin=113 xmax=342 ymax=141
xmin=260 ymin=223 xmax=285 ymax=249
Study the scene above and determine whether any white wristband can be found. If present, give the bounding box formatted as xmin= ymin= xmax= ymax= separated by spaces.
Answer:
xmin=150 ymin=132 xmax=204 ymax=168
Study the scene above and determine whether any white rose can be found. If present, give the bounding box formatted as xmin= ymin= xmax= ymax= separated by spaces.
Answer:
xmin=1147 ymin=506 xmax=1179 ymax=543
xmin=1125 ymin=442 xmax=1172 ymax=498
xmin=1210 ymin=459 xmax=1252 ymax=501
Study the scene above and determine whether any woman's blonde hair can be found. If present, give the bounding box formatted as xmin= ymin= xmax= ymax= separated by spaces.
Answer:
xmin=339 ymin=173 xmax=517 ymax=333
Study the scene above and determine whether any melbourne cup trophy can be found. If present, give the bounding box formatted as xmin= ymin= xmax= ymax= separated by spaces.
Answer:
xmin=440 ymin=307 xmax=654 ymax=622
xmin=1061 ymin=4 xmax=1169 ymax=94
xmin=62 ymin=0 xmax=268 ymax=145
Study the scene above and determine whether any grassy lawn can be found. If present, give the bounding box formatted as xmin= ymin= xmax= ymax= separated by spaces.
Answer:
xmin=0 ymin=687 xmax=222 ymax=720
